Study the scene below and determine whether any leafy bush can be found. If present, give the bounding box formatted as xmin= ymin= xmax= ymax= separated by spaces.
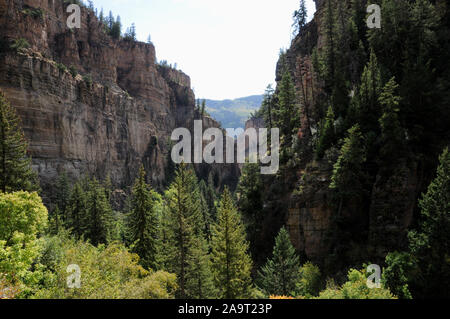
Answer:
xmin=296 ymin=262 xmax=322 ymax=297
xmin=0 ymin=192 xmax=48 ymax=288
xmin=316 ymin=269 xmax=396 ymax=299
xmin=32 ymin=234 xmax=177 ymax=299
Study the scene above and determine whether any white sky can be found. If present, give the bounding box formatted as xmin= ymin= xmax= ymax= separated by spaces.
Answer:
xmin=91 ymin=0 xmax=317 ymax=100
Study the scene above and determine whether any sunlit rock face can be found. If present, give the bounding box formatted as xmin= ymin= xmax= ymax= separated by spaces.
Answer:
xmin=0 ymin=0 xmax=239 ymax=204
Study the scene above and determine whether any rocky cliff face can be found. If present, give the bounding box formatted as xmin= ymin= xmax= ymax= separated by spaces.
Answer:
xmin=250 ymin=0 xmax=428 ymax=268
xmin=0 ymin=0 xmax=239 ymax=203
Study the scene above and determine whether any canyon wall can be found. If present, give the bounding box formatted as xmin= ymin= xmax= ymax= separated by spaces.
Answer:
xmin=251 ymin=0 xmax=426 ymax=268
xmin=0 ymin=0 xmax=239 ymax=203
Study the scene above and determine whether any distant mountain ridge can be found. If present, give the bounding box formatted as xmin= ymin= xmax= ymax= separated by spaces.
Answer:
xmin=202 ymin=95 xmax=264 ymax=129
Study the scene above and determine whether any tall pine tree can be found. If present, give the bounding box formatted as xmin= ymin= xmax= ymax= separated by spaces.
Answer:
xmin=378 ymin=77 xmax=405 ymax=169
xmin=236 ymin=163 xmax=263 ymax=263
xmin=66 ymin=181 xmax=88 ymax=239
xmin=85 ymin=178 xmax=113 ymax=246
xmin=257 ymin=227 xmax=300 ymax=297
xmin=211 ymin=188 xmax=253 ymax=299
xmin=162 ymin=163 xmax=208 ymax=298
xmin=55 ymin=172 xmax=71 ymax=221
xmin=408 ymin=147 xmax=450 ymax=298
xmin=0 ymin=91 xmax=38 ymax=193
xmin=129 ymin=166 xmax=159 ymax=270
xmin=186 ymin=236 xmax=216 ymax=299
xmin=275 ymin=70 xmax=299 ymax=157
xmin=292 ymin=0 xmax=308 ymax=36
xmin=356 ymin=49 xmax=382 ymax=134
xmin=330 ymin=124 xmax=367 ymax=213
xmin=316 ymin=105 xmax=335 ymax=159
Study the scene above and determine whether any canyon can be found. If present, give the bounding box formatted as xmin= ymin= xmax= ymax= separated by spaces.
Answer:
xmin=1 ymin=0 xmax=447 ymax=273
xmin=246 ymin=0 xmax=441 ymax=270
xmin=0 ymin=0 xmax=239 ymax=205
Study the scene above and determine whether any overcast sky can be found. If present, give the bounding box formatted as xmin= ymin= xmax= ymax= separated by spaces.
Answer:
xmin=90 ymin=0 xmax=316 ymax=100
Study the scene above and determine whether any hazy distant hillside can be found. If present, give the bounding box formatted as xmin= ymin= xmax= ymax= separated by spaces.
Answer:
xmin=203 ymin=95 xmax=264 ymax=129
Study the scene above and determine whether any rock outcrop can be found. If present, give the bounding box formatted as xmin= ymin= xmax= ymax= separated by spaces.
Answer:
xmin=0 ymin=0 xmax=239 ymax=203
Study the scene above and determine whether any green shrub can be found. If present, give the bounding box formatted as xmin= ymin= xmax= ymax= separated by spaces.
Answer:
xmin=56 ymin=63 xmax=68 ymax=73
xmin=10 ymin=38 xmax=30 ymax=53
xmin=316 ymin=269 xmax=396 ymax=299
xmin=0 ymin=192 xmax=48 ymax=289
xmin=382 ymin=252 xmax=414 ymax=299
xmin=69 ymin=65 xmax=78 ymax=78
xmin=32 ymin=234 xmax=177 ymax=299
xmin=21 ymin=8 xmax=44 ymax=19
xmin=296 ymin=262 xmax=323 ymax=297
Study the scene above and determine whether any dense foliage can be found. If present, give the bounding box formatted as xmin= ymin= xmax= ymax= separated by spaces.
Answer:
xmin=251 ymin=0 xmax=450 ymax=299
xmin=1 ymin=0 xmax=448 ymax=300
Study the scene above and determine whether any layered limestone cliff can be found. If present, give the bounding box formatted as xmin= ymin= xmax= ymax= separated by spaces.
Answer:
xmin=0 ymin=0 xmax=239 ymax=203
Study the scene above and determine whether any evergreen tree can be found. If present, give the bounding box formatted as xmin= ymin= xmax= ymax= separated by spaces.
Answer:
xmin=200 ymin=100 xmax=206 ymax=117
xmin=378 ymin=77 xmax=405 ymax=168
xmin=104 ymin=173 xmax=113 ymax=201
xmin=85 ymin=178 xmax=113 ymax=246
xmin=330 ymin=124 xmax=367 ymax=211
xmin=257 ymin=227 xmax=300 ymax=297
xmin=107 ymin=11 xmax=114 ymax=31
xmin=99 ymin=8 xmax=104 ymax=24
xmin=408 ymin=148 xmax=450 ymax=298
xmin=383 ymin=251 xmax=414 ymax=299
xmin=55 ymin=172 xmax=71 ymax=220
xmin=275 ymin=71 xmax=299 ymax=147
xmin=330 ymin=0 xmax=351 ymax=119
xmin=236 ymin=163 xmax=263 ymax=261
xmin=348 ymin=0 xmax=367 ymax=80
xmin=66 ymin=181 xmax=88 ymax=239
xmin=199 ymin=178 xmax=217 ymax=221
xmin=399 ymin=0 xmax=440 ymax=152
xmin=356 ymin=49 xmax=382 ymax=134
xmin=211 ymin=188 xmax=253 ymax=299
xmin=198 ymin=180 xmax=213 ymax=240
xmin=48 ymin=206 xmax=64 ymax=236
xmin=164 ymin=139 xmax=177 ymax=187
xmin=162 ymin=164 xmax=206 ymax=298
xmin=316 ymin=105 xmax=335 ymax=159
xmin=262 ymin=84 xmax=275 ymax=130
xmin=0 ymin=91 xmax=38 ymax=193
xmin=110 ymin=15 xmax=122 ymax=39
xmin=292 ymin=0 xmax=308 ymax=36
xmin=125 ymin=23 xmax=137 ymax=41
xmin=129 ymin=166 xmax=159 ymax=270
xmin=186 ymin=236 xmax=216 ymax=299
